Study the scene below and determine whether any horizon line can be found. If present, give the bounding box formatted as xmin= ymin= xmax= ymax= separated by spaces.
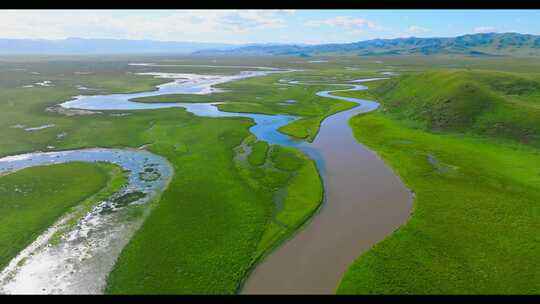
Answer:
xmin=0 ymin=31 xmax=531 ymax=46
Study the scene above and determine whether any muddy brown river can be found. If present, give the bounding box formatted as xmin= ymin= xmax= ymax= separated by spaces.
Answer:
xmin=240 ymin=80 xmax=413 ymax=294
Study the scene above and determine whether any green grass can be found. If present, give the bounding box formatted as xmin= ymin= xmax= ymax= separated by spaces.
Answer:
xmin=0 ymin=162 xmax=119 ymax=270
xmin=49 ymin=162 xmax=128 ymax=245
xmin=0 ymin=57 xmax=331 ymax=293
xmin=363 ymin=70 xmax=540 ymax=147
xmin=230 ymin=142 xmax=323 ymax=289
xmin=251 ymin=146 xmax=323 ymax=263
xmin=337 ymin=68 xmax=540 ymax=294
xmin=247 ymin=141 xmax=269 ymax=167
xmin=337 ymin=110 xmax=540 ymax=293
xmin=104 ymin=114 xmax=272 ymax=294
xmin=270 ymin=145 xmax=305 ymax=171
xmin=4 ymin=55 xmax=539 ymax=294
xmin=105 ymin=116 xmax=323 ymax=294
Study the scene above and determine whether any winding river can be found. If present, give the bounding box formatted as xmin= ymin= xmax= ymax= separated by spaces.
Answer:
xmin=242 ymin=79 xmax=413 ymax=294
xmin=0 ymin=65 xmax=412 ymax=294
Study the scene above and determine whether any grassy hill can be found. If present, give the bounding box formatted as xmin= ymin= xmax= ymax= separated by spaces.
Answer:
xmin=336 ymin=69 xmax=540 ymax=294
xmin=370 ymin=70 xmax=540 ymax=147
xmin=338 ymin=112 xmax=540 ymax=294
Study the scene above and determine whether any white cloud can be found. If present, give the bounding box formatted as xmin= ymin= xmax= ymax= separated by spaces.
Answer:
xmin=304 ymin=16 xmax=381 ymax=31
xmin=473 ymin=26 xmax=497 ymax=33
xmin=406 ymin=25 xmax=430 ymax=34
xmin=0 ymin=10 xmax=295 ymax=43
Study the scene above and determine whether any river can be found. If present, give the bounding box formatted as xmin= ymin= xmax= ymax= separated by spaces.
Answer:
xmin=1 ymin=65 xmax=412 ymax=294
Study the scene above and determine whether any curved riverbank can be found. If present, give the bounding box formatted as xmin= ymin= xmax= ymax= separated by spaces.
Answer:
xmin=240 ymin=80 xmax=413 ymax=294
xmin=0 ymin=148 xmax=173 ymax=294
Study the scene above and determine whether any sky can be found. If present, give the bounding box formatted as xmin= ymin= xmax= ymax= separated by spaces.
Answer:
xmin=1 ymin=10 xmax=539 ymax=45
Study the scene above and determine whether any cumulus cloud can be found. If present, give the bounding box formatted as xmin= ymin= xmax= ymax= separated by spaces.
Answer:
xmin=406 ymin=25 xmax=430 ymax=34
xmin=473 ymin=26 xmax=497 ymax=33
xmin=304 ymin=16 xmax=381 ymax=31
xmin=0 ymin=10 xmax=295 ymax=42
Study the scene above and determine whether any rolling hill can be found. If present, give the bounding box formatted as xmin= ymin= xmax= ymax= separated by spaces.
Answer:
xmin=369 ymin=69 xmax=540 ymax=146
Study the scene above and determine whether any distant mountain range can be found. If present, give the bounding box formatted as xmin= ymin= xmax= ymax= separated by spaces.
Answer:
xmin=1 ymin=33 xmax=540 ymax=57
xmin=0 ymin=38 xmax=243 ymax=55
xmin=194 ymin=33 xmax=540 ymax=57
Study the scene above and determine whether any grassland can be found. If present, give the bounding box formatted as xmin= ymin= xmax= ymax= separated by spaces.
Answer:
xmin=104 ymin=118 xmax=323 ymax=294
xmin=0 ymin=162 xmax=121 ymax=270
xmin=236 ymin=142 xmax=323 ymax=274
xmin=0 ymin=56 xmax=329 ymax=293
xmin=2 ymin=55 xmax=538 ymax=294
xmin=49 ymin=162 xmax=128 ymax=245
xmin=247 ymin=140 xmax=269 ymax=167
xmin=337 ymin=70 xmax=540 ymax=294
xmin=370 ymin=70 xmax=540 ymax=146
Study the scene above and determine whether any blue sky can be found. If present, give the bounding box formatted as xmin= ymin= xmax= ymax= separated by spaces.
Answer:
xmin=1 ymin=10 xmax=539 ymax=44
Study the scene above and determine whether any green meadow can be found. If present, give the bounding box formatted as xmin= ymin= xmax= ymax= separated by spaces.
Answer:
xmin=0 ymin=162 xmax=123 ymax=270
xmin=0 ymin=55 xmax=538 ymax=294
xmin=0 ymin=56 xmax=331 ymax=293
xmin=337 ymin=69 xmax=540 ymax=294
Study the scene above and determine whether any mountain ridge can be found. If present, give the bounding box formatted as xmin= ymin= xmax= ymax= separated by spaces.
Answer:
xmin=194 ymin=32 xmax=540 ymax=57
xmin=1 ymin=33 xmax=540 ymax=56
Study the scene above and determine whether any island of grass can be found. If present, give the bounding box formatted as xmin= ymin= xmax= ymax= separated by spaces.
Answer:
xmin=0 ymin=161 xmax=127 ymax=270
xmin=337 ymin=70 xmax=540 ymax=294
xmin=237 ymin=140 xmax=324 ymax=273
xmin=105 ymin=127 xmax=323 ymax=294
